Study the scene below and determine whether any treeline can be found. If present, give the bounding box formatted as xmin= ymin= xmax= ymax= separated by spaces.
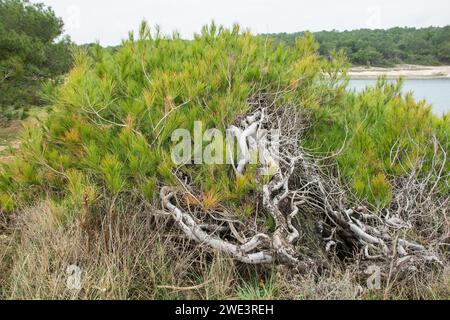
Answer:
xmin=0 ymin=0 xmax=73 ymax=121
xmin=267 ymin=26 xmax=450 ymax=66
xmin=1 ymin=0 xmax=449 ymax=124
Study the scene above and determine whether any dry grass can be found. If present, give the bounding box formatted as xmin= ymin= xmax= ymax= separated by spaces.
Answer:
xmin=0 ymin=201 xmax=448 ymax=300
xmin=0 ymin=202 xmax=237 ymax=300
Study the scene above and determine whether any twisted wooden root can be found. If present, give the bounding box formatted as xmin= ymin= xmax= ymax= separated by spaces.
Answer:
xmin=160 ymin=101 xmax=445 ymax=274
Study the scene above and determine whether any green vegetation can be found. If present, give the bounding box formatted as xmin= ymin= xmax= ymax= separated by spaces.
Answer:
xmin=305 ymin=77 xmax=449 ymax=206
xmin=0 ymin=22 xmax=349 ymax=215
xmin=0 ymin=20 xmax=447 ymax=231
xmin=0 ymin=0 xmax=73 ymax=122
xmin=268 ymin=26 xmax=450 ymax=66
xmin=0 ymin=5 xmax=448 ymax=299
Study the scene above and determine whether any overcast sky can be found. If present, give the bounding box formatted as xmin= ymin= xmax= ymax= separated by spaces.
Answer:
xmin=32 ymin=0 xmax=450 ymax=46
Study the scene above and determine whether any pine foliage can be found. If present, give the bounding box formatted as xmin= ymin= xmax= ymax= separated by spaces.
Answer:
xmin=0 ymin=22 xmax=447 ymax=215
xmin=0 ymin=22 xmax=349 ymax=215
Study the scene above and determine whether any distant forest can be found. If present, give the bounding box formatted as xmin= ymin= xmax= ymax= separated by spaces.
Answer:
xmin=267 ymin=26 xmax=450 ymax=66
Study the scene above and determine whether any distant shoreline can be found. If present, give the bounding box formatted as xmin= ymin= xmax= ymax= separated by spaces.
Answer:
xmin=348 ymin=65 xmax=450 ymax=79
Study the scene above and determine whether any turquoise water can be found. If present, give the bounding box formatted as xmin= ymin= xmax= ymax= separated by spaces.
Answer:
xmin=348 ymin=79 xmax=450 ymax=116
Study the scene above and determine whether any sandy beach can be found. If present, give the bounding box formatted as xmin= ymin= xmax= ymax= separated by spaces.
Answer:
xmin=349 ymin=64 xmax=450 ymax=79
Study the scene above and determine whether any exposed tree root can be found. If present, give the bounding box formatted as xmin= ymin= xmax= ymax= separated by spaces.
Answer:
xmin=160 ymin=96 xmax=447 ymax=278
